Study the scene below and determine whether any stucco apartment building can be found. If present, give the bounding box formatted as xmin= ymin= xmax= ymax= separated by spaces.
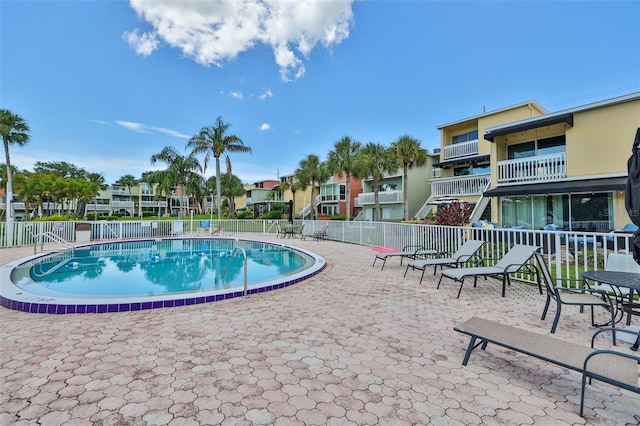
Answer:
xmin=430 ymin=92 xmax=640 ymax=231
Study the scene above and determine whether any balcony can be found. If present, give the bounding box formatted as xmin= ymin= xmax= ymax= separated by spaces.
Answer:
xmin=431 ymin=174 xmax=491 ymax=197
xmin=355 ymin=190 xmax=402 ymax=206
xmin=140 ymin=201 xmax=165 ymax=208
xmin=442 ymin=139 xmax=479 ymax=160
xmin=111 ymin=200 xmax=134 ymax=208
xmin=497 ymin=153 xmax=566 ymax=183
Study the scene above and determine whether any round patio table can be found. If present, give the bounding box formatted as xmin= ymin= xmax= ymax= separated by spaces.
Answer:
xmin=583 ymin=270 xmax=640 ymax=350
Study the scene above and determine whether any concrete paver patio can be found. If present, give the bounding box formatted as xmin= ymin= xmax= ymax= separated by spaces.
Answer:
xmin=1 ymin=234 xmax=638 ymax=425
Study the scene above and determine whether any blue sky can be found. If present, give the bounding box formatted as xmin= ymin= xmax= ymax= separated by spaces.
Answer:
xmin=2 ymin=0 xmax=639 ymax=185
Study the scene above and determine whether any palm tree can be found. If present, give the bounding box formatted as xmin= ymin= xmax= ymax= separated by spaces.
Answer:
xmin=186 ymin=117 xmax=251 ymax=220
xmin=116 ymin=174 xmax=139 ymax=216
xmin=296 ymin=154 xmax=331 ymax=220
xmin=390 ymin=134 xmax=428 ymax=220
xmin=356 ymin=142 xmax=397 ymax=221
xmin=150 ymin=146 xmax=203 ymax=219
xmin=0 ymin=109 xmax=30 ymax=245
xmin=85 ymin=173 xmax=107 ymax=219
xmin=327 ymin=136 xmax=362 ymax=221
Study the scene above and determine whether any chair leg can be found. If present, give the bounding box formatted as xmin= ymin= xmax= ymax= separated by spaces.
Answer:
xmin=419 ymin=269 xmax=426 ymax=284
xmin=456 ymin=278 xmax=466 ymax=298
xmin=551 ymin=300 xmax=561 ymax=334
xmin=541 ymin=295 xmax=551 ymax=320
xmin=580 ymin=373 xmax=588 ymax=417
xmin=437 ymin=275 xmax=445 ymax=289
xmin=403 ymin=264 xmax=410 ymax=277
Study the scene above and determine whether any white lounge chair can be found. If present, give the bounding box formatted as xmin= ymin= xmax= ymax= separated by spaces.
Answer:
xmin=404 ymin=240 xmax=485 ymax=283
xmin=373 ymin=245 xmax=438 ymax=271
xmin=438 ymin=244 xmax=541 ymax=298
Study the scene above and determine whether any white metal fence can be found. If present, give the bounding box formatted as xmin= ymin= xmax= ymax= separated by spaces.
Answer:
xmin=1 ymin=219 xmax=634 ymax=281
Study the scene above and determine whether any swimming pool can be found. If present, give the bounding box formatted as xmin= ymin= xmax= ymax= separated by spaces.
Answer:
xmin=0 ymin=238 xmax=325 ymax=314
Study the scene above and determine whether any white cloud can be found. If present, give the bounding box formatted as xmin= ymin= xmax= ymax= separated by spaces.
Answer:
xmin=115 ymin=120 xmax=190 ymax=139
xmin=259 ymin=89 xmax=273 ymax=100
xmin=122 ymin=29 xmax=159 ymax=56
xmin=230 ymin=91 xmax=244 ymax=100
xmin=126 ymin=0 xmax=354 ymax=81
xmin=259 ymin=122 xmax=271 ymax=131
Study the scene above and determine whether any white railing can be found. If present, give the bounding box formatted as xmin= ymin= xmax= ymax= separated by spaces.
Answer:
xmin=442 ymin=139 xmax=479 ymax=160
xmin=497 ymin=153 xmax=566 ymax=183
xmin=354 ymin=190 xmax=402 ymax=206
xmin=1 ymin=219 xmax=635 ymax=283
xmin=431 ymin=174 xmax=491 ymax=197
xmin=111 ymin=200 xmax=134 ymax=208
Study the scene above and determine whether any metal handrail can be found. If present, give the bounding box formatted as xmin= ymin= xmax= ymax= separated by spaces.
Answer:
xmin=221 ymin=245 xmax=249 ymax=298
xmin=31 ymin=252 xmax=75 ymax=277
xmin=34 ymin=232 xmax=75 ymax=254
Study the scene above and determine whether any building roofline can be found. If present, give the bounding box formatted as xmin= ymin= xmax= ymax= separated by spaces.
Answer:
xmin=436 ymin=100 xmax=547 ymax=129
xmin=484 ymin=91 xmax=640 ymax=134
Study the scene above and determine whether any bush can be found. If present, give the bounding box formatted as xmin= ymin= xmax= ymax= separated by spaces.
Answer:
xmin=260 ymin=210 xmax=284 ymax=220
xmin=330 ymin=215 xmax=345 ymax=221
xmin=435 ymin=202 xmax=473 ymax=226
xmin=236 ymin=210 xmax=254 ymax=219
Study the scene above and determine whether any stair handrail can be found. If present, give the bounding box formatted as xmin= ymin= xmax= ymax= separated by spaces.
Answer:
xmin=220 ymin=245 xmax=249 ymax=298
xmin=34 ymin=232 xmax=75 ymax=254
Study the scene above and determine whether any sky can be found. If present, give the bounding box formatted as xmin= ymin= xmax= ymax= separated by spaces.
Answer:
xmin=2 ymin=0 xmax=639 ymax=185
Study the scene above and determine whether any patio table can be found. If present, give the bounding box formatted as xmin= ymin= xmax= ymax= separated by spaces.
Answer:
xmin=582 ymin=270 xmax=640 ymax=350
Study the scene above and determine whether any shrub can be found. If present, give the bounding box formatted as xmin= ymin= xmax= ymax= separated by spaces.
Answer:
xmin=260 ymin=210 xmax=284 ymax=220
xmin=330 ymin=215 xmax=345 ymax=221
xmin=435 ymin=202 xmax=473 ymax=226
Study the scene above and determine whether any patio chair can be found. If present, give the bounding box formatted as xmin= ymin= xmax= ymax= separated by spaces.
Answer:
xmin=437 ymin=244 xmax=541 ymax=298
xmin=373 ymin=245 xmax=439 ymax=271
xmin=535 ymin=253 xmax=617 ymax=344
xmin=403 ymin=240 xmax=485 ymax=283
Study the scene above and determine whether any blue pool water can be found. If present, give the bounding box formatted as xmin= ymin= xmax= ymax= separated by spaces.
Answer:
xmin=2 ymin=238 xmax=325 ymax=314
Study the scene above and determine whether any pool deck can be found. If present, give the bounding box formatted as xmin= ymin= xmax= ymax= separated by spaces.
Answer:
xmin=1 ymin=234 xmax=638 ymax=425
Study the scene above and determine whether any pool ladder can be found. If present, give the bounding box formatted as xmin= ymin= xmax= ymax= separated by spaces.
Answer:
xmin=33 ymin=232 xmax=75 ymax=254
xmin=221 ymin=247 xmax=249 ymax=298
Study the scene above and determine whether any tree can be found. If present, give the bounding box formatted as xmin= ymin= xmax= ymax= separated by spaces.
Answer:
xmin=356 ymin=142 xmax=396 ymax=221
xmin=187 ymin=117 xmax=251 ymax=220
xmin=33 ymin=161 xmax=87 ymax=179
xmin=116 ymin=174 xmax=139 ymax=216
xmin=1 ymin=109 xmax=30 ymax=245
xmin=296 ymin=154 xmax=331 ymax=220
xmin=83 ymin=173 xmax=107 ymax=218
xmin=150 ymin=146 xmax=203 ymax=219
xmin=390 ymin=134 xmax=428 ymax=220
xmin=327 ymin=136 xmax=362 ymax=221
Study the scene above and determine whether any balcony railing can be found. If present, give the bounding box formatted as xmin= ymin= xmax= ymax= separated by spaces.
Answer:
xmin=355 ymin=190 xmax=402 ymax=206
xmin=442 ymin=139 xmax=479 ymax=160
xmin=111 ymin=201 xmax=134 ymax=208
xmin=497 ymin=153 xmax=566 ymax=183
xmin=431 ymin=174 xmax=491 ymax=197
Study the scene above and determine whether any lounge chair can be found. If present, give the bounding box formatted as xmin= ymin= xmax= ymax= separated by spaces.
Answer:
xmin=437 ymin=244 xmax=540 ymax=298
xmin=373 ymin=245 xmax=438 ymax=271
xmin=535 ymin=252 xmax=617 ymax=344
xmin=403 ymin=240 xmax=485 ymax=283
xmin=305 ymin=223 xmax=329 ymax=241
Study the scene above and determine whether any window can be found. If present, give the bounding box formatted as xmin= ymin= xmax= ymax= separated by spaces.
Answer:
xmin=454 ymin=164 xmax=490 ymax=176
xmin=508 ymin=135 xmax=566 ymax=159
xmin=451 ymin=130 xmax=478 ymax=144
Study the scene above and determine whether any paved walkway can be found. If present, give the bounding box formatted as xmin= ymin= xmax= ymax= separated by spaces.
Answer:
xmin=1 ymin=235 xmax=638 ymax=425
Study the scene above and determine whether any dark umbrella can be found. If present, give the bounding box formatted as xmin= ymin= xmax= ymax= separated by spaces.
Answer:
xmin=288 ymin=200 xmax=294 ymax=224
xmin=624 ymin=127 xmax=640 ymax=350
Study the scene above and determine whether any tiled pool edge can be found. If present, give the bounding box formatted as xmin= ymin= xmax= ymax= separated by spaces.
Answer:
xmin=0 ymin=238 xmax=326 ymax=314
xmin=1 ymin=262 xmax=325 ymax=314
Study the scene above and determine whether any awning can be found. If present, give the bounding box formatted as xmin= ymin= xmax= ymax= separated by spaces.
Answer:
xmin=434 ymin=154 xmax=490 ymax=169
xmin=483 ymin=176 xmax=626 ymax=197
xmin=484 ymin=113 xmax=573 ymax=142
